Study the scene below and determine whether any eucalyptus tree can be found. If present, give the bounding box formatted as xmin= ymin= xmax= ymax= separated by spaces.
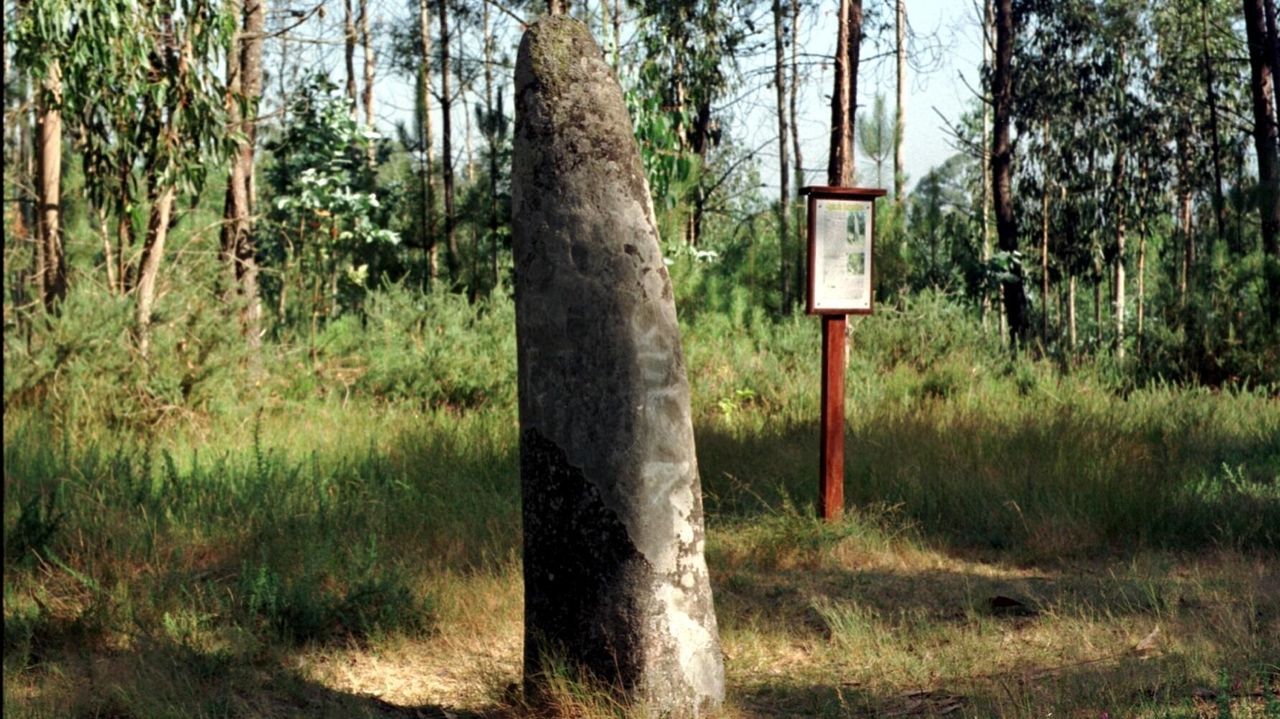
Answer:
xmin=223 ymin=0 xmax=267 ymax=349
xmin=992 ymin=0 xmax=1028 ymax=346
xmin=1242 ymin=0 xmax=1280 ymax=319
xmin=772 ymin=0 xmax=791 ymax=308
xmin=633 ymin=0 xmax=753 ymax=245
xmin=8 ymin=0 xmax=64 ymax=310
xmin=11 ymin=0 xmax=232 ymax=354
xmin=894 ymin=0 xmax=905 ymax=202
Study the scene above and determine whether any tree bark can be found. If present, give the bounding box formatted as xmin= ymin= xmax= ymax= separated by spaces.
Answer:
xmin=484 ymin=0 xmax=500 ymax=291
xmin=773 ymin=0 xmax=791 ymax=311
xmin=1068 ymin=274 xmax=1076 ymax=351
xmin=1111 ymin=148 xmax=1126 ymax=358
xmin=1243 ymin=0 xmax=1280 ymax=320
xmin=1180 ymin=189 xmax=1193 ymax=307
xmin=344 ymin=0 xmax=358 ymax=112
xmin=222 ymin=0 xmax=265 ymax=350
xmin=418 ymin=0 xmax=438 ymax=287
xmin=1265 ymin=0 xmax=1280 ymax=126
xmin=993 ymin=0 xmax=1027 ymax=346
xmin=440 ymin=0 xmax=458 ymax=283
xmin=981 ymin=0 xmax=993 ymax=329
xmin=1041 ymin=164 xmax=1050 ymax=343
xmin=894 ymin=0 xmax=905 ymax=201
xmin=35 ymin=61 xmax=65 ymax=310
xmin=1201 ymin=0 xmax=1227 ymax=244
xmin=828 ymin=0 xmax=862 ymax=185
xmin=136 ymin=185 xmax=176 ymax=357
xmin=1137 ymin=230 xmax=1146 ymax=350
xmin=360 ymin=0 xmax=375 ymax=131
xmin=790 ymin=0 xmax=805 ymax=301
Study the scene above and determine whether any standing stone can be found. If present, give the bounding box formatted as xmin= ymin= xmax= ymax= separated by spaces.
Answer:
xmin=511 ymin=16 xmax=725 ymax=716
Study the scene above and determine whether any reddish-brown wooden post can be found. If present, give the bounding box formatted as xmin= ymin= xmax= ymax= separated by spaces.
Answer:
xmin=819 ymin=314 xmax=846 ymax=520
xmin=802 ymin=186 xmax=884 ymax=522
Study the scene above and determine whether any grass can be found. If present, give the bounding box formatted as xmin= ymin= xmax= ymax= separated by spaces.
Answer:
xmin=4 ymin=292 xmax=1279 ymax=718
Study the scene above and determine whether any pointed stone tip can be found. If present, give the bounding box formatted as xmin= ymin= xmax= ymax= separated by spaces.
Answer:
xmin=519 ymin=15 xmax=602 ymax=93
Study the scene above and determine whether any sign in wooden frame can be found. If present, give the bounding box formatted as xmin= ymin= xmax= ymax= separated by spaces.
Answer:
xmin=801 ymin=186 xmax=887 ymax=315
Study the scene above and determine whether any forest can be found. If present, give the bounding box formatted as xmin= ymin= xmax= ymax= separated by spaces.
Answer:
xmin=3 ymin=0 xmax=1279 ymax=717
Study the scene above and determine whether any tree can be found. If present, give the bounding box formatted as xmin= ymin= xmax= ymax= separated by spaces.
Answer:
xmin=894 ymin=0 xmax=906 ymax=201
xmin=222 ymin=0 xmax=266 ymax=349
xmin=1243 ymin=0 xmax=1280 ymax=319
xmin=857 ymin=93 xmax=894 ymax=188
xmin=634 ymin=0 xmax=751 ymax=245
xmin=264 ymin=76 xmax=399 ymax=326
xmin=12 ymin=0 xmax=232 ymax=354
xmin=773 ymin=0 xmax=791 ymax=309
xmin=992 ymin=0 xmax=1028 ymax=346
xmin=829 ymin=0 xmax=863 ymax=186
xmin=439 ymin=0 xmax=458 ymax=282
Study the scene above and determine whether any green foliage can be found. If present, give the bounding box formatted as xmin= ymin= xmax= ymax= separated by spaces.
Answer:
xmin=3 ymin=263 xmax=250 ymax=432
xmin=238 ymin=550 xmax=432 ymax=645
xmin=261 ymin=75 xmax=400 ymax=325
xmin=10 ymin=0 xmax=234 ymax=202
xmin=310 ymin=283 xmax=516 ymax=407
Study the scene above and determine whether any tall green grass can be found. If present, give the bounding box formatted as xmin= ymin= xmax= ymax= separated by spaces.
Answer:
xmin=4 ymin=287 xmax=1277 ymax=716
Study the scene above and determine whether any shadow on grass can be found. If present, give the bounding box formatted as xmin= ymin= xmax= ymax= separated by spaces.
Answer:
xmin=6 ymin=634 xmax=497 ymax=719
xmin=713 ymin=564 xmax=1187 ymax=641
xmin=696 ymin=413 xmax=1280 ymax=554
xmin=729 ymin=652 xmax=1277 ymax=718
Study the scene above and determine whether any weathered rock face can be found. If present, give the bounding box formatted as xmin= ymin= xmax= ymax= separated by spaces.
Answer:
xmin=511 ymin=16 xmax=725 ymax=717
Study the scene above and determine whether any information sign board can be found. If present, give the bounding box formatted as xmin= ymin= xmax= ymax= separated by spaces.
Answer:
xmin=803 ymin=186 xmax=886 ymax=315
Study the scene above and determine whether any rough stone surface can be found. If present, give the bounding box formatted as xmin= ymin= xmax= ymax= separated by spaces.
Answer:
xmin=511 ymin=16 xmax=725 ymax=716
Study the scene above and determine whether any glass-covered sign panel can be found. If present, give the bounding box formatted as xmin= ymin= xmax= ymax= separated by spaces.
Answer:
xmin=811 ymin=198 xmax=872 ymax=312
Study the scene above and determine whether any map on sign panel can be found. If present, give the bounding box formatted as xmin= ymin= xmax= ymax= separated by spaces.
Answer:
xmin=812 ymin=199 xmax=872 ymax=311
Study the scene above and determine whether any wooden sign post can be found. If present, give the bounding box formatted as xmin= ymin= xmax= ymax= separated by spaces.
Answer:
xmin=801 ymin=186 xmax=885 ymax=521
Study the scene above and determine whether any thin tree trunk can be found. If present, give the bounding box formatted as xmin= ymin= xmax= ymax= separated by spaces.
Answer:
xmin=1041 ymin=159 xmax=1050 ymax=343
xmin=894 ymin=0 xmax=905 ymax=202
xmin=440 ymin=0 xmax=458 ymax=283
xmin=97 ymin=205 xmax=117 ymax=294
xmin=418 ymin=0 xmax=438 ymax=287
xmin=136 ymin=185 xmax=176 ymax=357
xmin=790 ymin=0 xmax=805 ymax=303
xmin=117 ymin=165 xmax=133 ymax=291
xmin=773 ymin=0 xmax=791 ymax=311
xmin=1180 ymin=189 xmax=1193 ymax=306
xmin=1137 ymin=229 xmax=1146 ymax=351
xmin=981 ymin=0 xmax=993 ymax=328
xmin=360 ymin=0 xmax=375 ymax=129
xmin=1068 ymin=274 xmax=1076 ymax=351
xmin=828 ymin=0 xmax=862 ymax=185
xmin=1243 ymin=0 xmax=1280 ymax=320
xmin=15 ymin=77 xmax=34 ymax=268
xmin=1201 ymin=0 xmax=1227 ymax=244
xmin=993 ymin=0 xmax=1026 ymax=346
xmin=1265 ymin=0 xmax=1280 ymax=121
xmin=35 ymin=61 xmax=65 ymax=309
xmin=612 ymin=0 xmax=621 ymax=68
xmin=463 ymin=83 xmax=475 ymax=184
xmin=1112 ymin=148 xmax=1126 ymax=359
xmin=484 ymin=0 xmax=500 ymax=291
xmin=222 ymin=0 xmax=265 ymax=350
xmin=344 ymin=0 xmax=358 ymax=112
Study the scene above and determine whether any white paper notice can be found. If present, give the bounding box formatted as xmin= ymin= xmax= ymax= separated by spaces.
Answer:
xmin=812 ymin=198 xmax=872 ymax=311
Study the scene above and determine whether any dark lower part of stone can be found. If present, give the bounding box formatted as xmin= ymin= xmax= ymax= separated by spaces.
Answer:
xmin=520 ymin=427 xmax=651 ymax=695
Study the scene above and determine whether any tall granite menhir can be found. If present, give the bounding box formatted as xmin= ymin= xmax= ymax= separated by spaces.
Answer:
xmin=511 ymin=16 xmax=725 ymax=716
